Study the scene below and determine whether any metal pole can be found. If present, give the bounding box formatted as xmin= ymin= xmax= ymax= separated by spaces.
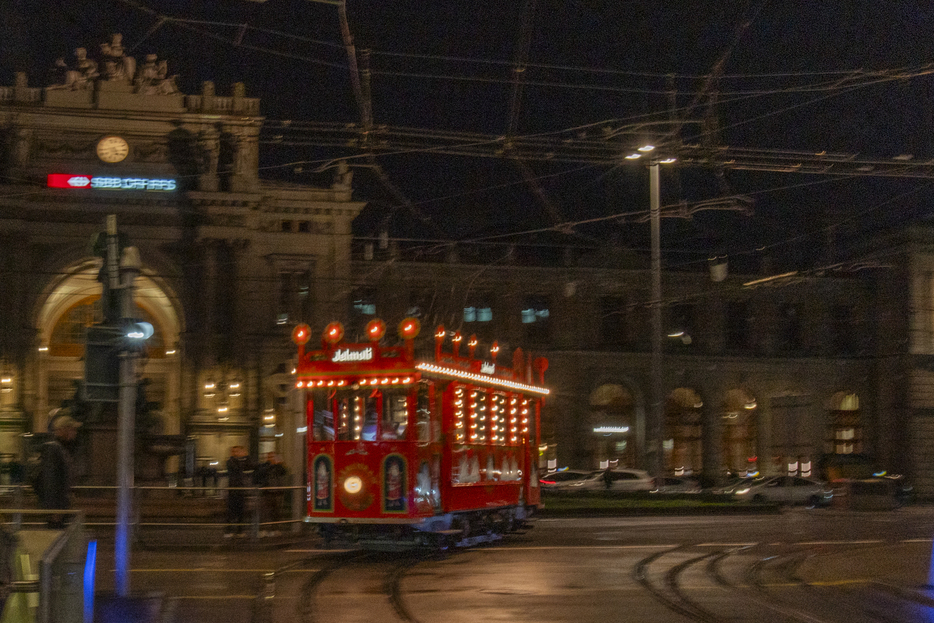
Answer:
xmin=649 ymin=162 xmax=664 ymax=483
xmin=115 ymin=245 xmax=141 ymax=597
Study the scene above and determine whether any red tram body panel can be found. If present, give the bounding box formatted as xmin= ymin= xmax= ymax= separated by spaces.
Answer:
xmin=293 ymin=319 xmax=548 ymax=545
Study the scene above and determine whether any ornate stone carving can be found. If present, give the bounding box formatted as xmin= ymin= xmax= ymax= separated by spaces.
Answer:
xmin=47 ymin=35 xmax=181 ymax=96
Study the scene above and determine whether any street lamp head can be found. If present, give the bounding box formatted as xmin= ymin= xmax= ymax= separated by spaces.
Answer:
xmin=625 ymin=153 xmax=642 ymax=160
xmin=638 ymin=144 xmax=655 ymax=152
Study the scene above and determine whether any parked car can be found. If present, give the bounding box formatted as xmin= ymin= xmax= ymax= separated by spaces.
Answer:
xmin=725 ymin=475 xmax=833 ymax=506
xmin=539 ymin=469 xmax=599 ymax=489
xmin=653 ymin=476 xmax=702 ymax=494
xmin=568 ymin=468 xmax=655 ymax=492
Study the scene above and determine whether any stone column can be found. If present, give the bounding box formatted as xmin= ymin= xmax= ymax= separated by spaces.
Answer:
xmin=202 ymin=239 xmax=219 ymax=369
xmin=229 ymin=239 xmax=251 ymax=367
xmin=197 ymin=126 xmax=220 ymax=192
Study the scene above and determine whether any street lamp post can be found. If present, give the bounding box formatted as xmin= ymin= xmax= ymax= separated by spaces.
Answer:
xmin=626 ymin=146 xmax=675 ymax=482
xmin=649 ymin=161 xmax=664 ymax=484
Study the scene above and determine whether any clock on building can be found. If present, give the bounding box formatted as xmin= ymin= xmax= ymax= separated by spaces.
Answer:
xmin=96 ymin=136 xmax=129 ymax=163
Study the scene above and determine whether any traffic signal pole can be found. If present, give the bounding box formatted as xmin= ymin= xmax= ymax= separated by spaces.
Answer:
xmin=115 ymin=225 xmax=142 ymax=597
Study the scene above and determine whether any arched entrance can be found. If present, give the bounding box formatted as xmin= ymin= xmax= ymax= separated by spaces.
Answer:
xmin=35 ymin=260 xmax=182 ymax=432
xmin=664 ymin=387 xmax=703 ymax=476
xmin=722 ymin=388 xmax=758 ymax=476
xmin=589 ymin=383 xmax=635 ymax=468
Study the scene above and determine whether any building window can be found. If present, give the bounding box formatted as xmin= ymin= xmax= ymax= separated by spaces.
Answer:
xmin=777 ymin=304 xmax=802 ymax=352
xmin=599 ymin=296 xmax=626 ymax=348
xmin=521 ymin=295 xmax=550 ymax=345
xmin=464 ymin=294 xmax=493 ymax=323
xmin=831 ymin=304 xmax=856 ymax=355
xmin=350 ymin=288 xmax=377 ymax=339
xmin=725 ymin=301 xmax=750 ymax=350
xmin=406 ymin=289 xmax=433 ymax=321
xmin=281 ymin=220 xmax=293 ymax=232
xmin=667 ymin=303 xmax=694 ymax=347
xmin=298 ymin=221 xmax=310 ymax=233
xmin=277 ymin=269 xmax=313 ymax=325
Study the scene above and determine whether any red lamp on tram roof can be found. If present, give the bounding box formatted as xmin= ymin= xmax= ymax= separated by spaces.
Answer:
xmin=490 ymin=341 xmax=500 ymax=362
xmin=398 ymin=317 xmax=421 ymax=340
xmin=468 ymin=335 xmax=478 ymax=359
xmin=366 ymin=318 xmax=386 ymax=342
xmin=292 ymin=323 xmax=311 ymax=346
xmin=399 ymin=317 xmax=420 ymax=357
xmin=452 ymin=331 xmax=463 ymax=357
xmin=323 ymin=321 xmax=344 ymax=346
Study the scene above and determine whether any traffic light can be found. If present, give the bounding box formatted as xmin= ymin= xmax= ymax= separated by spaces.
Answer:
xmin=84 ymin=325 xmax=122 ymax=402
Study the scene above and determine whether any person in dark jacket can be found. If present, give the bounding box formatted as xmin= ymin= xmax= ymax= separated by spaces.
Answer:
xmin=39 ymin=415 xmax=81 ymax=528
xmin=254 ymin=452 xmax=288 ymax=535
xmin=224 ymin=445 xmax=254 ymax=537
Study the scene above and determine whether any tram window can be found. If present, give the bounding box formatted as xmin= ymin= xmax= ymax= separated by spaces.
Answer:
xmin=337 ymin=395 xmax=356 ymax=441
xmin=383 ymin=393 xmax=408 ymax=440
xmin=308 ymin=390 xmax=333 ymax=441
xmin=362 ymin=394 xmax=379 ymax=441
xmin=313 ymin=409 xmax=335 ymax=441
xmin=416 ymin=382 xmax=432 ymax=442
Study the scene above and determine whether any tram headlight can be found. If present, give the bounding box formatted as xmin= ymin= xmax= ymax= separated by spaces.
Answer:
xmin=344 ymin=476 xmax=363 ymax=494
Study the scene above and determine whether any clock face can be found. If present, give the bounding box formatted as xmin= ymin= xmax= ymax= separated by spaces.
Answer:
xmin=96 ymin=136 xmax=129 ymax=163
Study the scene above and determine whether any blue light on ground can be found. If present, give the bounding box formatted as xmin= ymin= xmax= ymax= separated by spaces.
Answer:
xmin=84 ymin=540 xmax=97 ymax=623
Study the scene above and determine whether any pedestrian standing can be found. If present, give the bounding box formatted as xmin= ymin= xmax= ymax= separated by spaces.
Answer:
xmin=38 ymin=415 xmax=82 ymax=528
xmin=255 ymin=452 xmax=288 ymax=536
xmin=225 ymin=445 xmax=253 ymax=537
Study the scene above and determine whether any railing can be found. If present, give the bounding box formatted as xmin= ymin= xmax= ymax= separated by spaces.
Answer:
xmin=0 ymin=509 xmax=89 ymax=623
xmin=0 ymin=483 xmax=307 ymax=546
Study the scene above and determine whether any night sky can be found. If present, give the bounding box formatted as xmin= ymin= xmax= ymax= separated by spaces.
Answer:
xmin=3 ymin=1 xmax=934 ymax=274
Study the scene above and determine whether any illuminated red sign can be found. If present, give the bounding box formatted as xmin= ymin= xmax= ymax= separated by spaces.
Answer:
xmin=47 ymin=174 xmax=176 ymax=191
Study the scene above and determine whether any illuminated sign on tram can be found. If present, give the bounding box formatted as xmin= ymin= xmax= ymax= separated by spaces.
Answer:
xmin=47 ymin=174 xmax=177 ymax=191
xmin=331 ymin=347 xmax=374 ymax=363
xmin=480 ymin=362 xmax=496 ymax=374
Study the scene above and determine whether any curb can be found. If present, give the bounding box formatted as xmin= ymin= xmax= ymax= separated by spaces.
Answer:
xmin=537 ymin=504 xmax=782 ymax=518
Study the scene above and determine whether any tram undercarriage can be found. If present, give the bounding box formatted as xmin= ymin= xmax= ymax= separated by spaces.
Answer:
xmin=313 ymin=505 xmax=536 ymax=550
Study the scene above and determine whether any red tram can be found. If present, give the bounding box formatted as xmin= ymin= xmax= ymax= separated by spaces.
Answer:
xmin=293 ymin=318 xmax=549 ymax=547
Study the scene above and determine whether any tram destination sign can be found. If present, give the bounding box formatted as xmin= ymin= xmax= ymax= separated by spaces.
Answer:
xmin=331 ymin=347 xmax=374 ymax=363
xmin=48 ymin=174 xmax=177 ymax=192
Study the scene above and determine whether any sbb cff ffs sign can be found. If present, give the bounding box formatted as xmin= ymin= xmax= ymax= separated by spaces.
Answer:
xmin=47 ymin=174 xmax=177 ymax=191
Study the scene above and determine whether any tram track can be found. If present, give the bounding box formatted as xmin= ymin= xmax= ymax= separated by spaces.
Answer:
xmin=291 ymin=548 xmax=430 ymax=623
xmin=635 ymin=542 xmax=911 ymax=623
xmin=747 ymin=544 xmax=923 ymax=623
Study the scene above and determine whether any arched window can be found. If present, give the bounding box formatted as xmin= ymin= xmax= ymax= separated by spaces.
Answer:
xmin=589 ymin=383 xmax=634 ymax=467
xmin=722 ymin=389 xmax=757 ymax=476
xmin=664 ymin=388 xmax=703 ymax=476
xmin=49 ymin=295 xmax=166 ymax=358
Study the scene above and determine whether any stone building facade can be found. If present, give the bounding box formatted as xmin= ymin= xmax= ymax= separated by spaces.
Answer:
xmin=0 ymin=41 xmax=931 ymax=497
xmin=344 ymin=243 xmax=898 ymax=488
xmin=0 ymin=50 xmax=363 ymax=483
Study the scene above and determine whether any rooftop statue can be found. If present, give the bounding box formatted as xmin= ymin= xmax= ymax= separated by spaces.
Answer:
xmin=47 ymin=34 xmax=179 ymax=95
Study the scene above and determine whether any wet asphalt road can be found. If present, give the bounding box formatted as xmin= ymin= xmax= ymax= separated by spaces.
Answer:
xmin=90 ymin=507 xmax=934 ymax=623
